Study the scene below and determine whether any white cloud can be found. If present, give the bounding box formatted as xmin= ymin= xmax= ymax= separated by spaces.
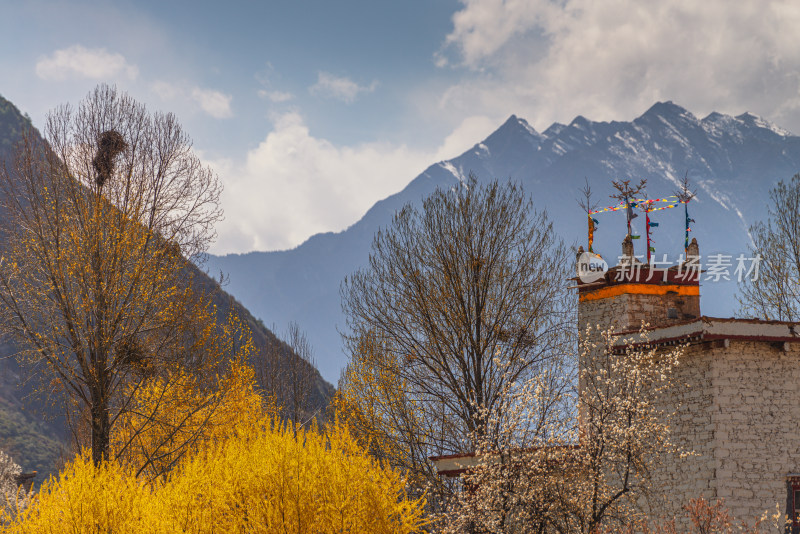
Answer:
xmin=258 ymin=89 xmax=294 ymax=102
xmin=209 ymin=112 xmax=493 ymax=254
xmin=309 ymin=72 xmax=378 ymax=104
xmin=438 ymin=0 xmax=800 ymax=133
xmin=36 ymin=45 xmax=138 ymax=81
xmin=445 ymin=0 xmax=551 ymax=67
xmin=151 ymin=80 xmax=182 ymax=100
xmin=152 ymin=81 xmax=233 ymax=119
xmin=190 ymin=88 xmax=233 ymax=119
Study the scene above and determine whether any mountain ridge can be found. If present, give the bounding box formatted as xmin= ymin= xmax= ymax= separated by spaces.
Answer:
xmin=209 ymin=101 xmax=800 ymax=383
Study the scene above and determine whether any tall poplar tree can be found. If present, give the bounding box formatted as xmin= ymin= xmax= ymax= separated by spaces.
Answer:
xmin=337 ymin=176 xmax=573 ymax=497
xmin=0 ymin=85 xmax=223 ymax=465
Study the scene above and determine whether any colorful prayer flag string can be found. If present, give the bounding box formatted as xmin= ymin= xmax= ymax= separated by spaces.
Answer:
xmin=583 ymin=179 xmax=697 ymax=259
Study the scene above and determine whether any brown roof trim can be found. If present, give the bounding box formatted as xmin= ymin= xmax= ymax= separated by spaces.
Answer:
xmin=428 ymin=451 xmax=477 ymax=462
xmin=702 ymin=316 xmax=800 ymax=326
xmin=610 ymin=316 xmax=800 ymax=350
xmin=614 ymin=316 xmax=800 ymax=336
xmin=702 ymin=334 xmax=800 ymax=344
xmin=430 ymin=445 xmax=583 ymax=478
xmin=576 ymin=266 xmax=701 ymax=292
xmin=611 ymin=333 xmax=704 ymax=349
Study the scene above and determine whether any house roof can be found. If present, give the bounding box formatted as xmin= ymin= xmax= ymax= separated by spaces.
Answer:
xmin=429 ymin=445 xmax=581 ymax=477
xmin=613 ymin=316 xmax=800 ymax=348
xmin=428 ymin=453 xmax=478 ymax=477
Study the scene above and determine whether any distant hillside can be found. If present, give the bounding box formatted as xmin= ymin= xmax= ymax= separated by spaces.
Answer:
xmin=0 ymin=340 xmax=64 ymax=482
xmin=193 ymin=265 xmax=335 ymax=414
xmin=208 ymin=102 xmax=800 ymax=382
xmin=0 ymin=97 xmax=33 ymax=162
xmin=0 ymin=94 xmax=334 ymax=481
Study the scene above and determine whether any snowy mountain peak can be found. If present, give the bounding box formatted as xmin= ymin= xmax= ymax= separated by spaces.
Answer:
xmin=497 ymin=114 xmax=543 ymax=140
xmin=516 ymin=116 xmax=542 ymax=139
xmin=700 ymin=111 xmax=743 ymax=139
xmin=702 ymin=111 xmax=728 ymax=123
xmin=543 ymin=122 xmax=567 ymax=137
xmin=700 ymin=110 xmax=793 ymax=139
xmin=497 ymin=114 xmax=529 ymax=133
xmin=568 ymin=115 xmax=591 ymax=130
xmin=481 ymin=115 xmax=545 ymax=155
xmin=735 ymin=111 xmax=793 ymax=136
xmin=640 ymin=101 xmax=698 ymax=124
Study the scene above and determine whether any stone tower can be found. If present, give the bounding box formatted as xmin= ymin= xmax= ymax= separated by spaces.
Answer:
xmin=434 ymin=235 xmax=800 ymax=529
xmin=577 ymin=236 xmax=800 ymax=530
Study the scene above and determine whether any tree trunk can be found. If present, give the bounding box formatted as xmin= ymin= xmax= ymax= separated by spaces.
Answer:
xmin=91 ymin=384 xmax=110 ymax=465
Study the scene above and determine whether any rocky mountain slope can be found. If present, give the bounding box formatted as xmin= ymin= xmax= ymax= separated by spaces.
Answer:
xmin=208 ymin=102 xmax=800 ymax=382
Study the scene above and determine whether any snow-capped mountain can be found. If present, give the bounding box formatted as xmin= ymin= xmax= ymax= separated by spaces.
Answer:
xmin=208 ymin=102 xmax=800 ymax=383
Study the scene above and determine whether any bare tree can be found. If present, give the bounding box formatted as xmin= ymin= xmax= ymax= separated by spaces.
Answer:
xmin=578 ymin=178 xmax=599 ymax=253
xmin=0 ymin=85 xmax=223 ymax=465
xmin=337 ymin=176 xmax=574 ymax=498
xmin=610 ymin=178 xmax=647 ymax=240
xmin=256 ymin=322 xmax=317 ymax=425
xmin=283 ymin=322 xmax=317 ymax=424
xmin=737 ymin=174 xmax=800 ymax=321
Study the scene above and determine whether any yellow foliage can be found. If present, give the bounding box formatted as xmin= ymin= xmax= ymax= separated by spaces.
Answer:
xmin=6 ymin=359 xmax=428 ymax=533
xmin=4 ymin=453 xmax=157 ymax=533
xmin=334 ymin=333 xmax=430 ymax=489
xmin=7 ymin=417 xmax=427 ymax=533
xmin=111 ymin=312 xmax=268 ymax=479
xmin=164 ymin=418 xmax=427 ymax=533
xmin=112 ymin=355 xmax=267 ymax=480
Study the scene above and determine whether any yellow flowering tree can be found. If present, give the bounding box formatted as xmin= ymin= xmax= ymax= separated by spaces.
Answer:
xmin=334 ymin=331 xmax=432 ymax=490
xmin=112 ymin=314 xmax=269 ymax=480
xmin=4 ymin=361 xmax=428 ymax=533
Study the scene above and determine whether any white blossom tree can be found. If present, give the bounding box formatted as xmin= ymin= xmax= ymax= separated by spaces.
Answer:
xmin=443 ymin=325 xmax=684 ymax=533
xmin=0 ymin=450 xmax=31 ymax=523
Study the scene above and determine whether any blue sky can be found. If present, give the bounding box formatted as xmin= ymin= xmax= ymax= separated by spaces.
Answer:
xmin=3 ymin=1 xmax=800 ymax=253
